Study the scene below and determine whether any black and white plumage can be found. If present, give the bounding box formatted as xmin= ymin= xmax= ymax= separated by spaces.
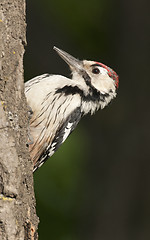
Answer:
xmin=25 ymin=47 xmax=119 ymax=172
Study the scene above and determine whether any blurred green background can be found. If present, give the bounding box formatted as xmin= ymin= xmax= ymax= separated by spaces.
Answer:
xmin=24 ymin=0 xmax=150 ymax=239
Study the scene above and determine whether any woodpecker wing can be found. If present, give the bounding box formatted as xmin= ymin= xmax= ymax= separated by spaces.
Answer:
xmin=33 ymin=107 xmax=82 ymax=172
xmin=25 ymin=74 xmax=82 ymax=168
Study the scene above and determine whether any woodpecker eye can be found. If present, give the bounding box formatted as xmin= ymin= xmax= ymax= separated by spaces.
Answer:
xmin=92 ymin=68 xmax=100 ymax=74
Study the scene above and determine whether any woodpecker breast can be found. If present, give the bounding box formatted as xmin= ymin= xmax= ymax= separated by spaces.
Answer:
xmin=25 ymin=47 xmax=119 ymax=172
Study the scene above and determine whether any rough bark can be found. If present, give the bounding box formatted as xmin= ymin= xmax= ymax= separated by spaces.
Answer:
xmin=0 ymin=0 xmax=39 ymax=239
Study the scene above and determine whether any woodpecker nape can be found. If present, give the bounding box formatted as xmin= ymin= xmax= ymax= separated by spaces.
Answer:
xmin=25 ymin=47 xmax=119 ymax=172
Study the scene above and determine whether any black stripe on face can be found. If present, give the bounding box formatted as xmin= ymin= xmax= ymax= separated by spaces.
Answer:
xmin=55 ymin=85 xmax=109 ymax=103
xmin=80 ymin=70 xmax=91 ymax=83
xmin=91 ymin=64 xmax=102 ymax=67
xmin=80 ymin=69 xmax=102 ymax=100
xmin=55 ymin=85 xmax=83 ymax=96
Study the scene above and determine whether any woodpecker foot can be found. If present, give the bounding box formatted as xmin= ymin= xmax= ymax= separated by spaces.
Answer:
xmin=26 ymin=106 xmax=34 ymax=147
xmin=28 ymin=106 xmax=33 ymax=120
xmin=27 ymin=133 xmax=34 ymax=146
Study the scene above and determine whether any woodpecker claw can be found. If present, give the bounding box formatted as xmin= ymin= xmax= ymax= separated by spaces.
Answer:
xmin=27 ymin=134 xmax=34 ymax=146
xmin=27 ymin=106 xmax=33 ymax=120
xmin=26 ymin=106 xmax=34 ymax=147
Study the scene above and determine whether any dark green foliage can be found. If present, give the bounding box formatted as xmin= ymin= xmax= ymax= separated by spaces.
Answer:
xmin=25 ymin=1 xmax=150 ymax=239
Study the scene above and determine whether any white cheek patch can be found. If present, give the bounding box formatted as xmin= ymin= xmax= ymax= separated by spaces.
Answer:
xmin=99 ymin=67 xmax=108 ymax=75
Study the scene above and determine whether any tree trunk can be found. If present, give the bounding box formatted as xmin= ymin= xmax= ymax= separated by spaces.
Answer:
xmin=0 ymin=0 xmax=39 ymax=239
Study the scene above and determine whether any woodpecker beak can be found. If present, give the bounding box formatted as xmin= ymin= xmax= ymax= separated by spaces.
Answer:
xmin=53 ymin=46 xmax=83 ymax=73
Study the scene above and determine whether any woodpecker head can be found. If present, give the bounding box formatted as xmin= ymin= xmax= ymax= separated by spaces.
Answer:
xmin=54 ymin=46 xmax=119 ymax=113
